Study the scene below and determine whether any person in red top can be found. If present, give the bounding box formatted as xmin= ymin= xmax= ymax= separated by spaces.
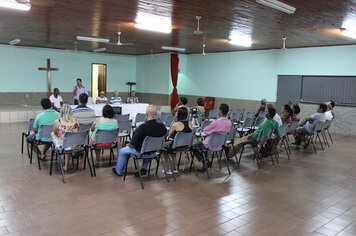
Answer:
xmin=192 ymin=103 xmax=232 ymax=171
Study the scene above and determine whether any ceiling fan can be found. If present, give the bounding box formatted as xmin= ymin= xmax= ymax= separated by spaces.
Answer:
xmin=194 ymin=16 xmax=203 ymax=35
xmin=108 ymin=32 xmax=134 ymax=46
xmin=281 ymin=37 xmax=287 ymax=51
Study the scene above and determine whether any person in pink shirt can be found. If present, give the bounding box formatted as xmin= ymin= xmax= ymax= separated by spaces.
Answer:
xmin=192 ymin=104 xmax=232 ymax=171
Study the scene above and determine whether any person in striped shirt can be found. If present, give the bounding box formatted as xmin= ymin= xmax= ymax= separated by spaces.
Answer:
xmin=110 ymin=91 xmax=122 ymax=104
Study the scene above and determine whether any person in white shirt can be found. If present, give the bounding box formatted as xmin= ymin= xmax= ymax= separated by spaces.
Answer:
xmin=325 ymin=103 xmax=334 ymax=121
xmin=72 ymin=78 xmax=88 ymax=105
xmin=96 ymin=91 xmax=108 ymax=104
xmin=87 ymin=91 xmax=94 ymax=105
xmin=49 ymin=88 xmax=63 ymax=112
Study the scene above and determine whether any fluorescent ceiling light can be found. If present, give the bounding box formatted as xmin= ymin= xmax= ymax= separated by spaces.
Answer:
xmin=256 ymin=0 xmax=296 ymax=14
xmin=341 ymin=28 xmax=356 ymax=39
xmin=135 ymin=12 xmax=172 ymax=33
xmin=76 ymin=36 xmax=109 ymax=43
xmin=9 ymin=38 xmax=20 ymax=45
xmin=161 ymin=46 xmax=186 ymax=52
xmin=229 ymin=32 xmax=252 ymax=47
xmin=0 ymin=0 xmax=31 ymax=11
xmin=93 ymin=48 xmax=106 ymax=53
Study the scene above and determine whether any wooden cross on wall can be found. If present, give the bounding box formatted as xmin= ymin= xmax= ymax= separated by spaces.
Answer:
xmin=38 ymin=58 xmax=59 ymax=97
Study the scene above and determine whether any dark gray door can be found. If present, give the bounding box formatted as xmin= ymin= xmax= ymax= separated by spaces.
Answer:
xmin=276 ymin=75 xmax=302 ymax=113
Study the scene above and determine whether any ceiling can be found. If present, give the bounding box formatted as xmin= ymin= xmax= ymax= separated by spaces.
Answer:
xmin=1 ymin=0 xmax=356 ymax=55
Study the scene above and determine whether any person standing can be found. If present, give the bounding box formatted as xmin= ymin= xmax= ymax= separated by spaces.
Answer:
xmin=72 ymin=78 xmax=87 ymax=105
xmin=49 ymin=88 xmax=63 ymax=112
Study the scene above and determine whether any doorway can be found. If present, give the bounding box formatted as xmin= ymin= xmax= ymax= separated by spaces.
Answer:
xmin=91 ymin=63 xmax=107 ymax=101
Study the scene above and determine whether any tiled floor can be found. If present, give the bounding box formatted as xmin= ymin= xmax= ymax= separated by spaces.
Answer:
xmin=1 ymin=122 xmax=356 ymax=236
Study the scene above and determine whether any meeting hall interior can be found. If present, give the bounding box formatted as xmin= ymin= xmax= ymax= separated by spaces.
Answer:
xmin=1 ymin=0 xmax=356 ymax=235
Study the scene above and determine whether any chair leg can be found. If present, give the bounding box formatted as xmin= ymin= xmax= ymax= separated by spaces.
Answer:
xmin=90 ymin=149 xmax=96 ymax=177
xmin=327 ymin=129 xmax=333 ymax=144
xmin=190 ymin=151 xmax=198 ymax=176
xmin=134 ymin=158 xmax=144 ymax=189
xmin=85 ymin=150 xmax=93 ymax=177
xmin=58 ymin=154 xmax=66 ymax=183
xmin=160 ymin=156 xmax=170 ymax=183
xmin=155 ymin=158 xmax=160 ymax=175
xmin=30 ymin=142 xmax=34 ymax=164
xmin=177 ymin=152 xmax=182 ymax=170
xmin=50 ymin=150 xmax=54 ymax=175
xmin=36 ymin=145 xmax=41 ymax=170
xmin=310 ymin=135 xmax=317 ymax=153
xmin=222 ymin=151 xmax=231 ymax=176
xmin=123 ymin=156 xmax=130 ymax=181
xmin=283 ymin=140 xmax=290 ymax=160
xmin=317 ymin=133 xmax=324 ymax=150
xmin=148 ymin=159 xmax=152 ymax=176
xmin=322 ymin=131 xmax=329 ymax=147
xmin=238 ymin=146 xmax=244 ymax=164
xmin=203 ymin=152 xmax=210 ymax=179
xmin=21 ymin=133 xmax=24 ymax=154
xmin=109 ymin=148 xmax=113 ymax=166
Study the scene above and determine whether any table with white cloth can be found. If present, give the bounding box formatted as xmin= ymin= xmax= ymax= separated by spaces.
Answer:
xmin=71 ymin=103 xmax=148 ymax=123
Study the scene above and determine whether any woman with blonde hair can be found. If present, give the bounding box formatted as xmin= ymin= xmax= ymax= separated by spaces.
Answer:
xmin=51 ymin=104 xmax=79 ymax=171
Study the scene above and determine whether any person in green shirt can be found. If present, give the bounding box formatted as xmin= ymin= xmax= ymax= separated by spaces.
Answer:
xmin=228 ymin=106 xmax=280 ymax=158
xmin=32 ymin=98 xmax=60 ymax=160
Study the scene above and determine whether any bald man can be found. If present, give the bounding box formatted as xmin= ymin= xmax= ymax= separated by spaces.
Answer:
xmin=113 ymin=105 xmax=167 ymax=177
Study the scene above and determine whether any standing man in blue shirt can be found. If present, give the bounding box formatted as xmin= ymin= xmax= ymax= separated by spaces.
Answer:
xmin=73 ymin=78 xmax=88 ymax=105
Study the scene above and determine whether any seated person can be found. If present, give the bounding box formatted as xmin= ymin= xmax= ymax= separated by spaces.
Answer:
xmin=329 ymin=100 xmax=335 ymax=118
xmin=73 ymin=93 xmax=96 ymax=125
xmin=195 ymin=97 xmax=205 ymax=112
xmin=126 ymin=90 xmax=139 ymax=104
xmin=90 ymin=105 xmax=118 ymax=167
xmin=281 ymin=104 xmax=293 ymax=124
xmin=96 ymin=91 xmax=108 ymax=104
xmin=110 ymin=91 xmax=123 ymax=104
xmin=31 ymin=98 xmax=60 ymax=160
xmin=254 ymin=98 xmax=267 ymax=118
xmin=292 ymin=104 xmax=301 ymax=122
xmin=50 ymin=104 xmax=79 ymax=171
xmin=228 ymin=106 xmax=280 ymax=158
xmin=191 ymin=104 xmax=232 ymax=170
xmin=266 ymin=104 xmax=282 ymax=126
xmin=112 ymin=105 xmax=167 ymax=177
xmin=49 ymin=88 xmax=63 ymax=112
xmin=162 ymin=107 xmax=193 ymax=174
xmin=325 ymin=103 xmax=334 ymax=121
xmin=173 ymin=96 xmax=189 ymax=112
xmin=294 ymin=103 xmax=327 ymax=146
xmin=87 ymin=91 xmax=94 ymax=105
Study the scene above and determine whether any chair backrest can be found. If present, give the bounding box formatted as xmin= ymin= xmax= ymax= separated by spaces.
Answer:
xmin=245 ymin=111 xmax=254 ymax=118
xmin=62 ymin=130 xmax=89 ymax=149
xmin=135 ymin=113 xmax=146 ymax=125
xmin=195 ymin=112 xmax=205 ymax=126
xmin=279 ymin=124 xmax=288 ymax=137
xmin=243 ymin=117 xmax=254 ymax=128
xmin=254 ymin=116 xmax=265 ymax=127
xmin=115 ymin=114 xmax=130 ymax=122
xmin=258 ymin=111 xmax=266 ymax=118
xmin=207 ymin=132 xmax=228 ymax=148
xmin=208 ymin=110 xmax=219 ymax=120
xmin=94 ymin=128 xmax=119 ymax=144
xmin=287 ymin=121 xmax=299 ymax=133
xmin=27 ymin=118 xmax=35 ymax=132
xmin=172 ymin=132 xmax=194 ymax=149
xmin=158 ymin=112 xmax=171 ymax=122
xmin=314 ymin=122 xmax=324 ymax=132
xmin=164 ymin=115 xmax=176 ymax=127
xmin=79 ymin=123 xmax=92 ymax=132
xmin=324 ymin=120 xmax=331 ymax=130
xmin=226 ymin=124 xmax=236 ymax=141
xmin=200 ymin=120 xmax=212 ymax=131
xmin=38 ymin=125 xmax=53 ymax=140
xmin=118 ymin=120 xmax=132 ymax=133
xmin=230 ymin=112 xmax=242 ymax=122
xmin=140 ymin=136 xmax=165 ymax=154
